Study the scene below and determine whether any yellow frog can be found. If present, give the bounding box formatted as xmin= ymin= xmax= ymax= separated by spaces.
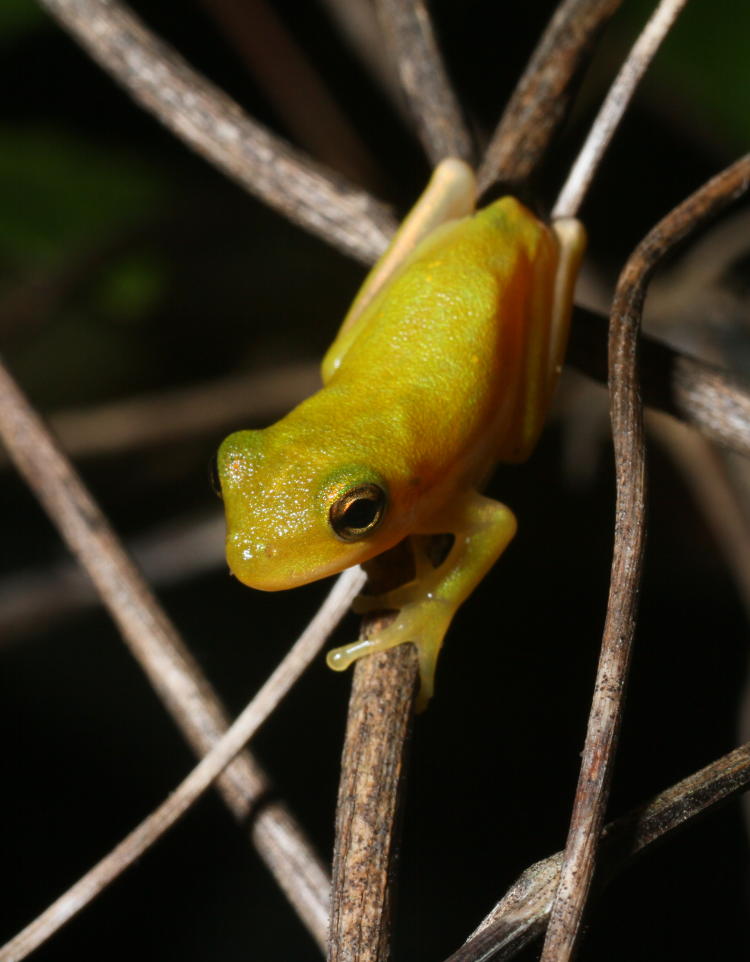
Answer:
xmin=218 ymin=159 xmax=585 ymax=706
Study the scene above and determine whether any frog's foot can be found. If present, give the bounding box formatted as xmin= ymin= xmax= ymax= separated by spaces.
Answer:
xmin=326 ymin=598 xmax=454 ymax=711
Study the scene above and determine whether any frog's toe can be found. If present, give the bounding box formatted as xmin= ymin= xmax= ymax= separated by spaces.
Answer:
xmin=326 ymin=631 xmax=414 ymax=672
xmin=326 ymin=637 xmax=380 ymax=671
xmin=414 ymin=644 xmax=440 ymax=711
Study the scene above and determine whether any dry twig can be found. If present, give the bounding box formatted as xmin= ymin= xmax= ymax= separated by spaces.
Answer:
xmin=540 ymin=155 xmax=750 ymax=962
xmin=328 ymin=642 xmax=419 ymax=962
xmin=0 ymin=567 xmax=365 ymax=962
xmin=477 ymin=0 xmax=624 ymax=194
xmin=37 ymin=0 xmax=397 ymax=264
xmin=0 ymin=512 xmax=224 ymax=642
xmin=0 ymin=357 xmax=331 ymax=948
xmin=319 ymin=0 xmax=406 ymax=110
xmin=568 ymin=306 xmax=750 ymax=460
xmin=327 ymin=543 xmax=420 ymax=960
xmin=553 ymin=0 xmax=688 ymax=219
xmin=374 ymin=0 xmax=473 ymax=165
xmin=1 ymin=362 xmax=319 ymax=464
xmin=648 ymin=411 xmax=750 ymax=618
xmin=200 ymin=0 xmax=382 ymax=188
xmin=444 ymin=740 xmax=750 ymax=962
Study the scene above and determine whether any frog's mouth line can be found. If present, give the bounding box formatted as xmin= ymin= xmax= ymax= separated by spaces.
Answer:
xmin=225 ymin=538 xmax=344 ymax=592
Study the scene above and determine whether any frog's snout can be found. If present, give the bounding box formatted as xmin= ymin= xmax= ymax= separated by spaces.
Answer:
xmin=225 ymin=531 xmax=286 ymax=591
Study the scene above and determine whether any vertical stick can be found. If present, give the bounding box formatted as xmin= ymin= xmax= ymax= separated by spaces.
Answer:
xmin=328 ymin=642 xmax=419 ymax=961
xmin=540 ymin=155 xmax=750 ymax=962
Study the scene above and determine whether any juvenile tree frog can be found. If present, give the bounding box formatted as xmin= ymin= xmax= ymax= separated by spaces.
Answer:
xmin=218 ymin=159 xmax=585 ymax=706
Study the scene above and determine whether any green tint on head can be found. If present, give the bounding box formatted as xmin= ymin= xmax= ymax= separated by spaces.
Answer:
xmin=217 ymin=429 xmax=265 ymax=495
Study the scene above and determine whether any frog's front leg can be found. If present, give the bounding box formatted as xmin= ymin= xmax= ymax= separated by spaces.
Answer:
xmin=327 ymin=494 xmax=517 ymax=709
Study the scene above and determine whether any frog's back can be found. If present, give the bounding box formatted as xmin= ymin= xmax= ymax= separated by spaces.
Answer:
xmin=326 ymin=197 xmax=559 ymax=471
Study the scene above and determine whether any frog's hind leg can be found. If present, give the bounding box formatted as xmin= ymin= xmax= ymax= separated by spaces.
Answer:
xmin=321 ymin=159 xmax=477 ymax=383
xmin=351 ymin=535 xmax=441 ymax=615
xmin=326 ymin=632 xmax=409 ymax=673
xmin=327 ymin=536 xmax=437 ymax=675
xmin=503 ymin=216 xmax=586 ymax=463
xmin=328 ymin=495 xmax=517 ymax=710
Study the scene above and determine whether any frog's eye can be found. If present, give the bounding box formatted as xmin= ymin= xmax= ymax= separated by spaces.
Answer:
xmin=329 ymin=483 xmax=387 ymax=542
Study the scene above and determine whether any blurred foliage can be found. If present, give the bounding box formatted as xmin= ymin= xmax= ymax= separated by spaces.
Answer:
xmin=92 ymin=250 xmax=166 ymax=323
xmin=0 ymin=0 xmax=45 ymax=43
xmin=618 ymin=0 xmax=750 ymax=148
xmin=0 ymin=126 xmax=166 ymax=266
xmin=0 ymin=126 xmax=170 ymax=404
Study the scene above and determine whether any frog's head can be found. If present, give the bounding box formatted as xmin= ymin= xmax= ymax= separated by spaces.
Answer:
xmin=217 ymin=428 xmax=396 ymax=590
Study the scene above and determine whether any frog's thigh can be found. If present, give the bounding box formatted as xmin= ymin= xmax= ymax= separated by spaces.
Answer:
xmin=328 ymin=495 xmax=517 ymax=707
xmin=321 ymin=159 xmax=476 ymax=383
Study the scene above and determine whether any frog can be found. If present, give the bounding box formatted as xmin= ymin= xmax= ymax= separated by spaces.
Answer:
xmin=217 ymin=158 xmax=585 ymax=708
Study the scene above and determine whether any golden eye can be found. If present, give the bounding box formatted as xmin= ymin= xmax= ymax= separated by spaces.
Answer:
xmin=329 ymin=483 xmax=387 ymax=542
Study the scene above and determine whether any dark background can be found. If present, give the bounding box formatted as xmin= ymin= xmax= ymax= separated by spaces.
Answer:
xmin=1 ymin=1 xmax=749 ymax=959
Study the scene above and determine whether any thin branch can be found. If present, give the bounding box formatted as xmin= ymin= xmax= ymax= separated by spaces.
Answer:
xmin=0 ymin=512 xmax=224 ymax=643
xmin=552 ymin=0 xmax=689 ymax=219
xmin=651 ymin=206 xmax=750 ymax=305
xmin=0 ymin=567 xmax=365 ymax=962
xmin=319 ymin=0 xmax=407 ymax=112
xmin=37 ymin=0 xmax=397 ymax=265
xmin=671 ymin=353 xmax=750 ymax=457
xmin=477 ymin=0 xmax=624 ymax=194
xmin=648 ymin=411 xmax=750 ymax=619
xmin=0 ymin=362 xmax=319 ymax=465
xmin=568 ymin=306 xmax=750 ymax=460
xmin=327 ymin=541 xmax=420 ymax=961
xmin=374 ymin=0 xmax=473 ymax=165
xmin=540 ymin=155 xmax=750 ymax=962
xmin=328 ymin=640 xmax=419 ymax=962
xmin=0 ymin=356 xmax=332 ymax=948
xmin=200 ymin=0 xmax=383 ymax=189
xmin=444 ymin=740 xmax=750 ymax=962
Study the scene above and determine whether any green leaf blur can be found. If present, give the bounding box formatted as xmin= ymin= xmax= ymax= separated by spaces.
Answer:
xmin=0 ymin=127 xmax=166 ymax=267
